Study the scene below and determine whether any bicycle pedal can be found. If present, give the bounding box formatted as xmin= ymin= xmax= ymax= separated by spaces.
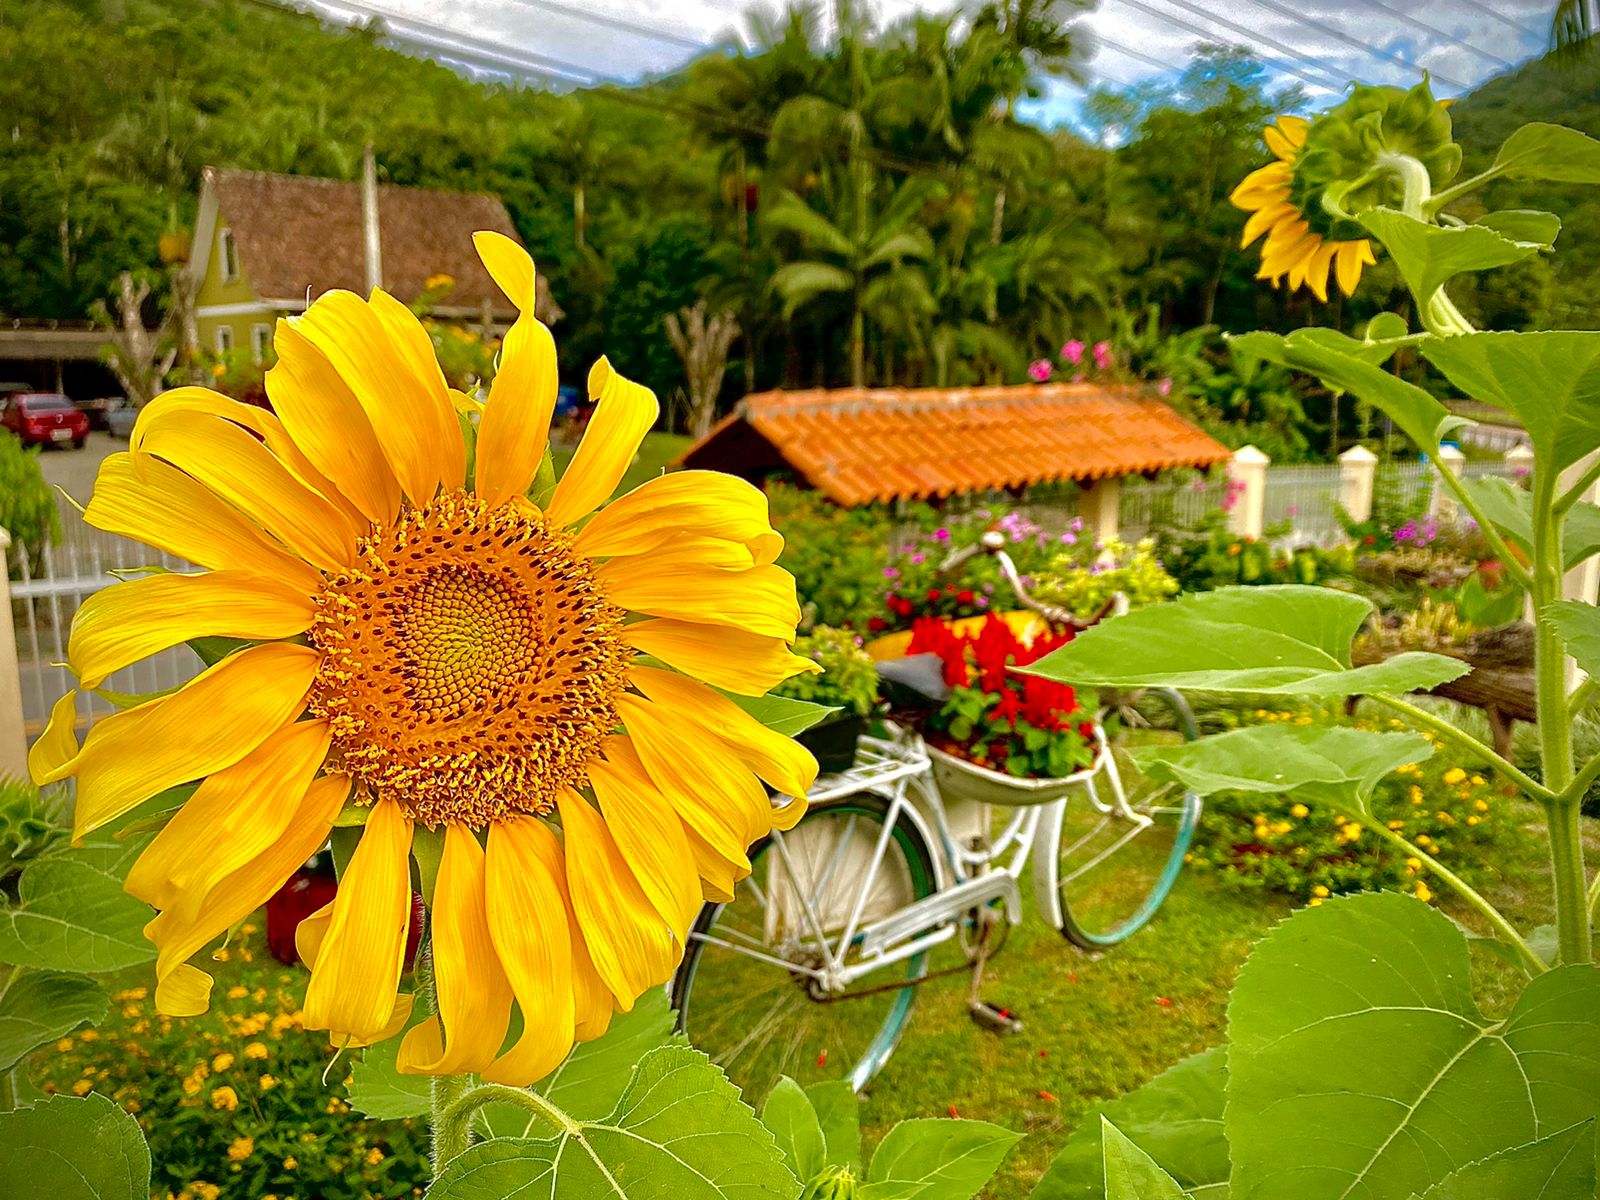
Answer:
xmin=968 ymin=999 xmax=1023 ymax=1035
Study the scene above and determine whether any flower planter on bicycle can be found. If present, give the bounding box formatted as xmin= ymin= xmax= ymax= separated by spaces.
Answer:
xmin=670 ymin=532 xmax=1203 ymax=1099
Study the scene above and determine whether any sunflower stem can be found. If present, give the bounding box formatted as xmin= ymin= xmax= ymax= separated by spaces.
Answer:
xmin=430 ymin=1073 xmax=474 ymax=1178
xmin=442 ymin=1083 xmax=582 ymax=1140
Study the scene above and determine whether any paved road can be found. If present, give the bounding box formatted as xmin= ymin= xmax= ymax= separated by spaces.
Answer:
xmin=33 ymin=431 xmax=123 ymax=506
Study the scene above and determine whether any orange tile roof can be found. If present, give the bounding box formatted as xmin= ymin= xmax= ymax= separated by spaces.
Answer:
xmin=679 ymin=383 xmax=1232 ymax=505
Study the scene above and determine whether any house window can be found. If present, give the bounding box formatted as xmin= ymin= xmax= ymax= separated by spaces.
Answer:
xmin=219 ymin=227 xmax=240 ymax=283
xmin=215 ymin=325 xmax=234 ymax=354
xmin=251 ymin=323 xmax=271 ymax=363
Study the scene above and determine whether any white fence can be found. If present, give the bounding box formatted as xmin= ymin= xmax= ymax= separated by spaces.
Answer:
xmin=7 ymin=495 xmax=202 ymax=744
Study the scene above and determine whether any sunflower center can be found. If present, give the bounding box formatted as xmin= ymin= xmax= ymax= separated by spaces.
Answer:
xmin=307 ymin=491 xmax=629 ymax=829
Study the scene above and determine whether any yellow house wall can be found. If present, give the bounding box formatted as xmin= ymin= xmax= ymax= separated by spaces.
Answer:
xmin=194 ymin=220 xmax=274 ymax=356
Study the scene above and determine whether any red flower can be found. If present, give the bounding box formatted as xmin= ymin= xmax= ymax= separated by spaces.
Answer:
xmin=957 ymin=589 xmax=975 ymax=605
xmin=867 ymin=616 xmax=887 ymax=632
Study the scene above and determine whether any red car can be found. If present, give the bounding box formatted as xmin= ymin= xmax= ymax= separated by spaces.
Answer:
xmin=1 ymin=392 xmax=89 ymax=448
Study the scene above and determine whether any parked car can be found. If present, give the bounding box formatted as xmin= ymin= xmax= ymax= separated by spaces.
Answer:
xmin=1 ymin=392 xmax=89 ymax=448
xmin=74 ymin=395 xmax=124 ymax=431
xmin=105 ymin=399 xmax=138 ymax=440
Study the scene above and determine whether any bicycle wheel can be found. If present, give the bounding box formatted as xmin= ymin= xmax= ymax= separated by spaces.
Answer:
xmin=1038 ymin=687 xmax=1202 ymax=949
xmin=670 ymin=795 xmax=937 ymax=1099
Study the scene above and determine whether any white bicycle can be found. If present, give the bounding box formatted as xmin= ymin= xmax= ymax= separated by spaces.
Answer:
xmin=670 ymin=534 xmax=1202 ymax=1097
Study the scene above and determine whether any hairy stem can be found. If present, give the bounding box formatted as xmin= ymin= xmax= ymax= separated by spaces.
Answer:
xmin=1370 ymin=694 xmax=1553 ymax=801
xmin=1425 ymin=165 xmax=1508 ymax=213
xmin=430 ymin=1073 xmax=474 ymax=1179
xmin=1365 ymin=818 xmax=1545 ymax=976
xmin=1531 ymin=468 xmax=1590 ymax=963
xmin=442 ymin=1083 xmax=581 ymax=1141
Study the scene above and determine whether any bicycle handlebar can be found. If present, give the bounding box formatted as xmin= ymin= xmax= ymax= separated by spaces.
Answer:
xmin=940 ymin=529 xmax=1121 ymax=631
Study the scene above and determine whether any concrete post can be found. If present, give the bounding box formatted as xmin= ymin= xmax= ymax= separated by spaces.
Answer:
xmin=1430 ymin=444 xmax=1466 ymax=523
xmin=1079 ymin=476 xmax=1121 ymax=542
xmin=1229 ymin=446 xmax=1269 ymax=539
xmin=1338 ymin=445 xmax=1378 ymax=524
xmin=0 ymin=530 xmax=28 ymax=780
xmin=1505 ymin=443 xmax=1534 ymax=483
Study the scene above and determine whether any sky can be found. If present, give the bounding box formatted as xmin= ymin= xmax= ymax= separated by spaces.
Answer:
xmin=305 ymin=0 xmax=1559 ymax=126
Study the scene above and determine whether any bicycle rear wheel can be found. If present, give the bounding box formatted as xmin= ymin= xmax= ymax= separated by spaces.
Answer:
xmin=670 ymin=795 xmax=936 ymax=1099
xmin=1037 ymin=687 xmax=1201 ymax=949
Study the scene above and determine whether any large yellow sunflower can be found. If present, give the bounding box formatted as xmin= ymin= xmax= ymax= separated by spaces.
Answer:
xmin=1230 ymin=115 xmax=1375 ymax=302
xmin=29 ymin=232 xmax=819 ymax=1085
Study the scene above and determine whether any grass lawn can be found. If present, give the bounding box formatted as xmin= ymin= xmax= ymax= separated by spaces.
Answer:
xmin=551 ymin=430 xmax=692 ymax=501
xmin=854 ymin=874 xmax=1285 ymax=1198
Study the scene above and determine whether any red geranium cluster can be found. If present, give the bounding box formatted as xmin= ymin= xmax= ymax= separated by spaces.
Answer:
xmin=908 ymin=615 xmax=1095 ymax=778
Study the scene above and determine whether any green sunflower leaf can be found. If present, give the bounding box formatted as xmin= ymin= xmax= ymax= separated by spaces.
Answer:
xmin=0 ymin=1093 xmax=150 ymax=1199
xmin=1408 ymin=1121 xmax=1595 ymax=1199
xmin=1491 ymin=122 xmax=1600 ymax=184
xmin=1461 ymin=476 xmax=1600 ymax=569
xmin=1227 ymin=892 xmax=1600 ymax=1200
xmin=1025 ymin=586 xmax=1467 ymax=698
xmin=730 ymin=692 xmax=837 ymax=736
xmin=0 ymin=970 xmax=108 ymax=1074
xmin=0 ymin=849 xmax=156 ymax=973
xmin=1101 ymin=1122 xmax=1186 ymax=1200
xmin=761 ymin=1077 xmax=827 ymax=1185
xmin=860 ymin=1117 xmax=1021 ymax=1200
xmin=1360 ymin=208 xmax=1542 ymax=309
xmin=427 ymin=1044 xmax=797 ymax=1199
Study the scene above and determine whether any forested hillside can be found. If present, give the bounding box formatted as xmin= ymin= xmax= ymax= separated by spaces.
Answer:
xmin=2 ymin=0 xmax=1595 ymax=434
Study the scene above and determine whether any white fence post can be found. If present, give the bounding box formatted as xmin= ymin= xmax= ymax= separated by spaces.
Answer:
xmin=0 ymin=530 xmax=27 ymax=780
xmin=1338 ymin=445 xmax=1377 ymax=524
xmin=1505 ymin=443 xmax=1534 ymax=483
xmin=1430 ymin=445 xmax=1466 ymax=523
xmin=1079 ymin=476 xmax=1121 ymax=541
xmin=1229 ymin=446 xmax=1269 ymax=539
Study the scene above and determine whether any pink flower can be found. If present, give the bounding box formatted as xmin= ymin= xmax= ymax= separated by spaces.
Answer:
xmin=1028 ymin=359 xmax=1053 ymax=383
xmin=1060 ymin=339 xmax=1085 ymax=365
xmin=1157 ymin=377 xmax=1173 ymax=397
xmin=933 ymin=528 xmax=951 ymax=542
xmin=1092 ymin=341 xmax=1113 ymax=370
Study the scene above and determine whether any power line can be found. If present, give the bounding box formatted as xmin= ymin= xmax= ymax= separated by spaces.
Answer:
xmin=1092 ymin=34 xmax=1190 ymax=77
xmin=1106 ymin=0 xmax=1355 ymax=93
xmin=1356 ymin=0 xmax=1517 ymax=70
xmin=1234 ymin=0 xmax=1473 ymax=89
xmin=1454 ymin=0 xmax=1544 ymax=42
xmin=498 ymin=0 xmax=707 ymax=52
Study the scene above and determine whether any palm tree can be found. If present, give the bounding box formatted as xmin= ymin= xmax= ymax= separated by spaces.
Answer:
xmin=765 ymin=175 xmax=935 ymax=387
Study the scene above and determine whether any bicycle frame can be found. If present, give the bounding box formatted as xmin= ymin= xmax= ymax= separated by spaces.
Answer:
xmin=732 ymin=714 xmax=1137 ymax=996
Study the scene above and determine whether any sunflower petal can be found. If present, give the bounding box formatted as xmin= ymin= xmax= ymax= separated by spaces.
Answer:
xmin=27 ymin=691 xmax=79 ymax=786
xmin=573 ymin=471 xmax=776 ymax=560
xmin=367 ymin=289 xmax=467 ymax=494
xmin=616 ymin=693 xmax=767 ymax=868
xmin=125 ymin=719 xmax=331 ymax=913
xmin=596 ymin=559 xmax=801 ymax=639
xmin=155 ymin=963 xmax=214 ymax=1018
xmin=58 ymin=643 xmax=318 ymax=840
xmin=589 ymin=737 xmax=702 ymax=937
xmin=69 ymin=569 xmax=316 ymax=690
xmin=482 ymin=818 xmax=575 ymax=1085
xmin=555 ymin=788 xmax=679 ymax=1007
xmin=397 ymin=825 xmax=513 ymax=1075
xmin=268 ymin=318 xmax=403 ymax=525
xmin=135 ymin=409 xmax=359 ymax=572
xmin=290 ymin=290 xmax=461 ymax=505
xmin=148 ymin=773 xmax=348 ymax=1016
xmin=303 ymin=795 xmax=414 ymax=1043
xmin=497 ymin=816 xmax=613 ymax=1043
xmin=1264 ymin=123 xmax=1299 ymax=162
xmin=1240 ymin=202 xmax=1294 ymax=249
xmin=546 ymin=358 xmax=659 ymax=527
xmin=632 ymin=667 xmax=819 ymax=800
xmin=84 ymin=454 xmax=321 ymax=590
xmin=622 ymin=619 xmax=817 ymax=696
xmin=474 ymin=300 xmax=559 ymax=509
xmin=474 ymin=231 xmax=538 ymax=312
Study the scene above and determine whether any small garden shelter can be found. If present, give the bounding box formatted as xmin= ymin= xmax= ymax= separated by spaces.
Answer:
xmin=679 ymin=383 xmax=1232 ymax=536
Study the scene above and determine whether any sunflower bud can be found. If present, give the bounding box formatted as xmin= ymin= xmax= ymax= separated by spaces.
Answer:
xmin=802 ymin=1166 xmax=860 ymax=1199
xmin=1289 ymin=77 xmax=1460 ymax=242
xmin=1230 ymin=77 xmax=1458 ymax=301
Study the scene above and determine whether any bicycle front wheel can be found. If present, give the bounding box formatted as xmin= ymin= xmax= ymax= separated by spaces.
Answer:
xmin=1039 ymin=687 xmax=1202 ymax=949
xmin=670 ymin=795 xmax=937 ymax=1099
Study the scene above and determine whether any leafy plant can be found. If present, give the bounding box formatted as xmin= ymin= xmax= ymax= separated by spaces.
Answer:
xmin=1030 ymin=97 xmax=1600 ymax=1196
xmin=774 ymin=626 xmax=878 ymax=717
xmin=1030 ymin=535 xmax=1177 ymax=617
xmin=0 ymin=436 xmax=61 ymax=555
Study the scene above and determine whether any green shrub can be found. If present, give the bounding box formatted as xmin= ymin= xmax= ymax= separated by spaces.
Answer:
xmin=1187 ymin=706 xmax=1536 ymax=904
xmin=0 ymin=434 xmax=61 ymax=552
xmin=1031 ymin=535 xmax=1178 ymax=617
xmin=773 ymin=626 xmax=878 ymax=716
xmin=33 ymin=925 xmax=428 ymax=1200
xmin=1152 ymin=510 xmax=1356 ymax=593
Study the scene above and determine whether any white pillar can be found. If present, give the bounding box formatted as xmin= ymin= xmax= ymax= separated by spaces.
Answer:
xmin=1430 ymin=444 xmax=1466 ymax=523
xmin=1505 ymin=442 xmax=1534 ymax=484
xmin=1561 ymin=451 xmax=1600 ymax=608
xmin=1338 ymin=445 xmax=1378 ymax=524
xmin=1229 ymin=446 xmax=1269 ymax=539
xmin=0 ymin=530 xmax=27 ymax=780
xmin=1080 ymin=476 xmax=1121 ymax=542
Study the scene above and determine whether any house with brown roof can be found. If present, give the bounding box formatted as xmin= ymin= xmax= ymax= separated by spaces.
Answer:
xmin=679 ymin=383 xmax=1232 ymax=535
xmin=186 ymin=166 xmax=561 ymax=361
